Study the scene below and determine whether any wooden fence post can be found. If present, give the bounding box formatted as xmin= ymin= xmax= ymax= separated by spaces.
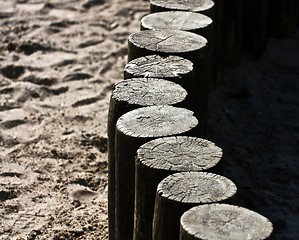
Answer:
xmin=140 ymin=11 xmax=215 ymax=93
xmin=107 ymin=78 xmax=188 ymax=240
xmin=180 ymin=204 xmax=273 ymax=240
xmin=134 ymin=136 xmax=223 ymax=240
xmin=114 ymin=106 xmax=198 ymax=240
xmin=152 ymin=172 xmax=237 ymax=240
xmin=128 ymin=29 xmax=208 ymax=137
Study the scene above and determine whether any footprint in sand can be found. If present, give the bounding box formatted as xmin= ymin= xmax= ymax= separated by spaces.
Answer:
xmin=1 ymin=65 xmax=25 ymax=79
xmin=67 ymin=184 xmax=97 ymax=203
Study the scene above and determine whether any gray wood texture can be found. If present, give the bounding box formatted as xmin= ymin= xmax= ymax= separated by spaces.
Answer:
xmin=114 ymin=106 xmax=198 ymax=240
xmin=134 ymin=136 xmax=223 ymax=240
xmin=128 ymin=29 xmax=207 ymax=62
xmin=180 ymin=204 xmax=273 ymax=240
xmin=128 ymin=29 xmax=208 ymax=137
xmin=124 ymin=55 xmax=193 ymax=94
xmin=107 ymin=78 xmax=187 ymax=240
xmin=152 ymin=172 xmax=237 ymax=240
xmin=150 ymin=0 xmax=215 ymax=18
xmin=141 ymin=11 xmax=213 ymax=36
xmin=140 ymin=11 xmax=215 ymax=93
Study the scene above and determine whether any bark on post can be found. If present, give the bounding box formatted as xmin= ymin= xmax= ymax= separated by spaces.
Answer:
xmin=108 ymin=78 xmax=187 ymax=240
xmin=180 ymin=204 xmax=273 ymax=240
xmin=150 ymin=0 xmax=215 ymax=19
xmin=222 ymin=0 xmax=243 ymax=68
xmin=152 ymin=172 xmax=237 ymax=240
xmin=128 ymin=29 xmax=208 ymax=137
xmin=115 ymin=106 xmax=198 ymax=240
xmin=268 ymin=0 xmax=298 ymax=38
xmin=242 ymin=0 xmax=269 ymax=58
xmin=134 ymin=136 xmax=223 ymax=240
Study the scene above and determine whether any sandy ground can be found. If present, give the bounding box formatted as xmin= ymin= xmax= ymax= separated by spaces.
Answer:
xmin=0 ymin=0 xmax=299 ymax=239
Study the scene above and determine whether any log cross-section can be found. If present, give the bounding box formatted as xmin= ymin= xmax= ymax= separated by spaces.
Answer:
xmin=134 ymin=136 xmax=223 ymax=240
xmin=114 ymin=106 xmax=198 ymax=240
xmin=152 ymin=172 xmax=237 ymax=240
xmin=180 ymin=204 xmax=273 ymax=240
xmin=128 ymin=29 xmax=208 ymax=137
xmin=150 ymin=0 xmax=215 ymax=18
xmin=108 ymin=78 xmax=187 ymax=240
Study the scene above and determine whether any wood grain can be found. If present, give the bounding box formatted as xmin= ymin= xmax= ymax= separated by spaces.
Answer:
xmin=107 ymin=78 xmax=187 ymax=240
xmin=134 ymin=136 xmax=223 ymax=240
xmin=152 ymin=172 xmax=237 ymax=240
xmin=150 ymin=0 xmax=215 ymax=18
xmin=128 ymin=29 xmax=208 ymax=137
xmin=180 ymin=204 xmax=273 ymax=240
xmin=114 ymin=106 xmax=198 ymax=240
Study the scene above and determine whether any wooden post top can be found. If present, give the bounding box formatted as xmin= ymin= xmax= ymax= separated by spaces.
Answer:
xmin=137 ymin=136 xmax=222 ymax=171
xmin=150 ymin=0 xmax=215 ymax=13
xmin=125 ymin=55 xmax=193 ymax=80
xmin=157 ymin=172 xmax=237 ymax=204
xmin=116 ymin=106 xmax=198 ymax=138
xmin=129 ymin=30 xmax=207 ymax=54
xmin=180 ymin=204 xmax=273 ymax=240
xmin=141 ymin=11 xmax=213 ymax=32
xmin=111 ymin=78 xmax=187 ymax=106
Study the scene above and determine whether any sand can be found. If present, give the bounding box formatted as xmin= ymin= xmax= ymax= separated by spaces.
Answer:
xmin=0 ymin=0 xmax=298 ymax=239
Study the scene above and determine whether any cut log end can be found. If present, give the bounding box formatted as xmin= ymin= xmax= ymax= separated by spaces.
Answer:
xmin=124 ymin=55 xmax=193 ymax=81
xmin=157 ymin=172 xmax=237 ymax=204
xmin=128 ymin=30 xmax=207 ymax=61
xmin=112 ymin=78 xmax=187 ymax=106
xmin=116 ymin=106 xmax=198 ymax=138
xmin=150 ymin=0 xmax=214 ymax=14
xmin=180 ymin=204 xmax=273 ymax=240
xmin=137 ymin=136 xmax=222 ymax=172
xmin=141 ymin=11 xmax=213 ymax=32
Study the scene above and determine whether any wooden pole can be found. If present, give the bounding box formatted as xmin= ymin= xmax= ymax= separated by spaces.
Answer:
xmin=134 ymin=136 xmax=223 ymax=240
xmin=268 ymin=0 xmax=298 ymax=38
xmin=180 ymin=204 xmax=273 ymax=240
xmin=150 ymin=0 xmax=215 ymax=19
xmin=152 ymin=172 xmax=237 ymax=240
xmin=128 ymin=29 xmax=208 ymax=137
xmin=140 ymin=11 xmax=215 ymax=91
xmin=114 ymin=106 xmax=198 ymax=240
xmin=242 ymin=0 xmax=269 ymax=58
xmin=108 ymin=78 xmax=187 ymax=240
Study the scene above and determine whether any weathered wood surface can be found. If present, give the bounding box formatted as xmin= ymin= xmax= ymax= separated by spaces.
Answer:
xmin=222 ymin=0 xmax=243 ymax=68
xmin=134 ymin=136 xmax=223 ymax=240
xmin=128 ymin=29 xmax=208 ymax=137
xmin=242 ymin=0 xmax=269 ymax=58
xmin=152 ymin=172 xmax=237 ymax=240
xmin=268 ymin=0 xmax=298 ymax=38
xmin=140 ymin=11 xmax=215 ymax=94
xmin=140 ymin=11 xmax=213 ymax=36
xmin=114 ymin=106 xmax=198 ymax=240
xmin=128 ymin=29 xmax=207 ymax=62
xmin=124 ymin=55 xmax=193 ymax=98
xmin=150 ymin=0 xmax=215 ymax=18
xmin=180 ymin=204 xmax=273 ymax=240
xmin=107 ymin=78 xmax=187 ymax=240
